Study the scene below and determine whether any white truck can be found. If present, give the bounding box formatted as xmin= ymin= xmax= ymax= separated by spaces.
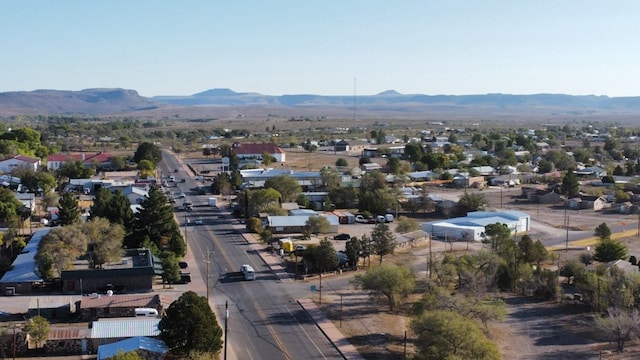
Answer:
xmin=208 ymin=197 xmax=217 ymax=207
xmin=241 ymin=264 xmax=255 ymax=281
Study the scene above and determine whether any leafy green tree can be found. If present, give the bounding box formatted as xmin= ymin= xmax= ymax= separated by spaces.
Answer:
xmin=57 ymin=192 xmax=81 ymax=225
xmin=133 ymin=142 xmax=162 ymax=166
xmin=595 ymin=222 xmax=612 ymax=240
xmin=137 ymin=159 xmax=155 ymax=171
xmin=403 ymin=143 xmax=424 ymax=163
xmin=320 ymin=166 xmax=341 ymax=190
xmin=335 ymin=158 xmax=348 ymax=167
xmin=159 ymin=291 xmax=223 ymax=356
xmin=395 ymin=216 xmax=420 ymax=234
xmin=309 ymin=238 xmax=339 ymax=272
xmin=561 ymin=170 xmax=580 ymax=198
xmin=358 ymin=171 xmax=395 ymax=214
xmin=353 ymin=263 xmax=415 ymax=311
xmin=536 ymin=159 xmax=553 ymax=173
xmin=211 ymin=172 xmax=231 ymax=195
xmin=110 ymin=351 xmax=143 ymax=360
xmin=410 ymin=310 xmax=501 ymax=360
xmin=330 ymin=186 xmax=358 ymax=209
xmin=23 ymin=315 xmax=50 ymax=347
xmin=0 ymin=187 xmax=22 ymax=223
xmin=261 ymin=151 xmax=274 ymax=166
xmin=518 ymin=235 xmax=548 ymax=265
xmin=458 ymin=192 xmax=488 ymax=213
xmin=264 ymin=175 xmax=301 ymax=202
xmin=594 ymin=239 xmax=628 ymax=262
xmin=130 ymin=185 xmax=185 ymax=256
xmin=82 ymin=218 xmax=125 ymax=269
xmin=371 ymin=223 xmax=396 ymax=264
xmin=386 ymin=157 xmax=401 ymax=175
xmin=305 ymin=216 xmax=331 ymax=234
xmin=56 ymin=160 xmax=95 ymax=180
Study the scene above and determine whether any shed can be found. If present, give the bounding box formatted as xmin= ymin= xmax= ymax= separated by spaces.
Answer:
xmin=90 ymin=318 xmax=160 ymax=348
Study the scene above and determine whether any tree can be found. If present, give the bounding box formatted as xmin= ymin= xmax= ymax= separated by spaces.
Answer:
xmin=345 ymin=237 xmax=363 ymax=267
xmin=305 ymin=216 xmax=330 ymax=234
xmin=56 ymin=160 xmax=96 ymax=180
xmin=37 ymin=225 xmax=87 ymax=278
xmin=518 ymin=235 xmax=547 ymax=265
xmin=353 ymin=263 xmax=415 ymax=311
xmin=57 ymin=191 xmax=81 ymax=225
xmin=82 ymin=218 xmax=125 ymax=269
xmin=159 ymin=291 xmax=223 ymax=356
xmin=561 ymin=170 xmax=580 ymax=198
xmin=23 ymin=315 xmax=50 ymax=348
xmin=261 ymin=151 xmax=274 ymax=166
xmin=0 ymin=187 xmax=22 ymax=223
xmin=595 ymin=222 xmax=612 ymax=240
xmin=241 ymin=188 xmax=281 ymax=217
xmin=595 ymin=307 xmax=640 ymax=352
xmin=403 ymin=143 xmax=424 ymax=163
xmin=410 ymin=310 xmax=501 ymax=360
xmin=370 ymin=223 xmax=396 ymax=264
xmin=386 ymin=157 xmax=401 ymax=174
xmin=320 ymin=166 xmax=341 ymax=190
xmin=395 ymin=216 xmax=420 ymax=234
xmin=110 ymin=351 xmax=144 ymax=360
xmin=130 ymin=185 xmax=185 ymax=256
xmin=133 ymin=142 xmax=162 ymax=166
xmin=161 ymin=251 xmax=181 ymax=285
xmin=90 ymin=188 xmax=134 ymax=229
xmin=458 ymin=192 xmax=488 ymax=213
xmin=264 ymin=175 xmax=301 ymax=202
xmin=594 ymin=239 xmax=628 ymax=262
xmin=309 ymin=238 xmax=339 ymax=272
xmin=335 ymin=158 xmax=348 ymax=167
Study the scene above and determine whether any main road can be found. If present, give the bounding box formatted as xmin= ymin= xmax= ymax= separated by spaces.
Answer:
xmin=160 ymin=151 xmax=344 ymax=360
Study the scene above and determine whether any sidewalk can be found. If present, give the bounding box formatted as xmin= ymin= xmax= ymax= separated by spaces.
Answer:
xmin=224 ymin=208 xmax=364 ymax=359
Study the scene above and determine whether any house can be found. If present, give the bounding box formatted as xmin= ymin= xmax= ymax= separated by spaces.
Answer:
xmin=232 ymin=143 xmax=286 ymax=163
xmin=0 ymin=228 xmax=51 ymax=295
xmin=334 ymin=140 xmax=350 ymax=152
xmin=0 ymin=155 xmax=40 ymax=173
xmin=46 ymin=152 xmax=115 ymax=171
xmin=360 ymin=163 xmax=382 ymax=173
xmin=97 ymin=336 xmax=168 ymax=360
xmin=90 ymin=318 xmax=161 ymax=348
xmin=575 ymin=166 xmax=607 ymax=178
xmin=565 ymin=195 xmax=607 ymax=211
xmin=60 ymin=248 xmax=163 ymax=294
xmin=407 ymin=171 xmax=437 ymax=182
xmin=266 ymin=214 xmax=339 ymax=233
xmin=79 ymin=294 xmax=167 ymax=321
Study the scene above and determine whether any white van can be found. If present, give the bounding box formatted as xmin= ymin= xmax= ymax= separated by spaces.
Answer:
xmin=135 ymin=308 xmax=159 ymax=317
xmin=241 ymin=264 xmax=255 ymax=281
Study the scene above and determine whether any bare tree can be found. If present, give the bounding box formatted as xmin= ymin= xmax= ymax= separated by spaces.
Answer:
xmin=595 ymin=307 xmax=640 ymax=352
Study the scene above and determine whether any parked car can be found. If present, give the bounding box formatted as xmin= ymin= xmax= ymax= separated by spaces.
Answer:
xmin=169 ymin=175 xmax=176 ymax=182
xmin=194 ymin=218 xmax=203 ymax=225
xmin=178 ymin=192 xmax=186 ymax=198
xmin=179 ymin=261 xmax=188 ymax=269
xmin=333 ymin=233 xmax=351 ymax=241
xmin=355 ymin=215 xmax=366 ymax=223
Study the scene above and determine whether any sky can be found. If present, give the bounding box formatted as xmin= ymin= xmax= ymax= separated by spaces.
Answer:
xmin=1 ymin=1 xmax=639 ymax=97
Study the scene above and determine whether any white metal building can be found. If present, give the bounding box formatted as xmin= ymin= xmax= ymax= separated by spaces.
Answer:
xmin=422 ymin=210 xmax=530 ymax=242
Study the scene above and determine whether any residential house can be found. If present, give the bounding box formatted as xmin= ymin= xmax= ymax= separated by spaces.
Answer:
xmin=47 ymin=152 xmax=114 ymax=171
xmin=334 ymin=140 xmax=350 ymax=152
xmin=360 ymin=163 xmax=382 ymax=173
xmin=232 ymin=143 xmax=286 ymax=163
xmin=566 ymin=195 xmax=607 ymax=211
xmin=0 ymin=155 xmax=40 ymax=173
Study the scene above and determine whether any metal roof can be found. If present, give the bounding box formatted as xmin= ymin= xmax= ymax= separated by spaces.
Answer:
xmin=90 ymin=318 xmax=160 ymax=339
xmin=97 ymin=336 xmax=168 ymax=360
xmin=0 ymin=228 xmax=51 ymax=284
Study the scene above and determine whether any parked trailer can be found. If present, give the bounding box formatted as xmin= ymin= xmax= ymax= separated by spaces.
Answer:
xmin=208 ymin=197 xmax=217 ymax=207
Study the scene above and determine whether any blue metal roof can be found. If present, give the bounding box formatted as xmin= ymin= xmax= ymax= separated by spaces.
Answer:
xmin=97 ymin=336 xmax=167 ymax=360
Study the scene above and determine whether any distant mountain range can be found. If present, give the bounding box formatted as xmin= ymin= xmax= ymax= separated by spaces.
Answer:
xmin=2 ymin=87 xmax=640 ymax=117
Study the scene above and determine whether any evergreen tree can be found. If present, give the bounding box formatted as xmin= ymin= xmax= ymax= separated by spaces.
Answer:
xmin=130 ymin=185 xmax=185 ymax=256
xmin=57 ymin=191 xmax=81 ymax=225
xmin=561 ymin=170 xmax=580 ymax=198
xmin=89 ymin=188 xmax=113 ymax=221
xmin=159 ymin=291 xmax=223 ymax=356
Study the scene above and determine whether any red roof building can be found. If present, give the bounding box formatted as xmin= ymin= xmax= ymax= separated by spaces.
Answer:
xmin=47 ymin=152 xmax=115 ymax=171
xmin=232 ymin=143 xmax=286 ymax=163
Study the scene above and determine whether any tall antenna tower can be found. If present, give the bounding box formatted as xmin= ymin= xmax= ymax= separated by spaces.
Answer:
xmin=353 ymin=77 xmax=357 ymax=121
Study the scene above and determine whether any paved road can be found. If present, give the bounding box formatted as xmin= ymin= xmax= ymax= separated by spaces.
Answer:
xmin=161 ymin=151 xmax=344 ymax=360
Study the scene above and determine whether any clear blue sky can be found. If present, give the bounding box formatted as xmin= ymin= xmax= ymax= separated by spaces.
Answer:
xmin=1 ymin=1 xmax=639 ymax=97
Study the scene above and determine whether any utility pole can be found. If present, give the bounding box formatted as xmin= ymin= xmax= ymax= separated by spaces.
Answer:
xmin=224 ymin=300 xmax=229 ymax=360
xmin=428 ymin=231 xmax=433 ymax=279
xmin=319 ymin=273 xmax=322 ymax=305
xmin=206 ymin=251 xmax=211 ymax=302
